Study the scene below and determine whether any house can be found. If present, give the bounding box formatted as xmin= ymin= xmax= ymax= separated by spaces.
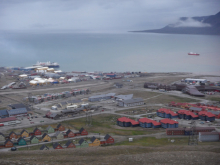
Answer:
xmin=17 ymin=137 xmax=26 ymax=146
xmin=77 ymin=138 xmax=89 ymax=148
xmin=20 ymin=129 xmax=29 ymax=138
xmin=0 ymin=133 xmax=5 ymax=141
xmin=159 ymin=119 xmax=178 ymax=128
xmin=30 ymin=135 xmax=39 ymax=144
xmin=104 ymin=134 xmax=114 ymax=144
xmin=53 ymin=142 xmax=63 ymax=149
xmin=157 ymin=108 xmax=178 ymax=119
xmin=9 ymin=131 xmax=18 ymax=139
xmin=33 ymin=128 xmax=42 ymax=135
xmin=4 ymin=139 xmax=13 ymax=148
xmin=89 ymin=136 xmax=100 ymax=147
xmin=57 ymin=124 xmax=65 ymax=131
xmin=117 ymin=98 xmax=144 ymax=107
xmin=117 ymin=117 xmax=139 ymax=127
xmin=42 ymin=133 xmax=51 ymax=142
xmin=79 ymin=127 xmax=88 ymax=136
xmin=66 ymin=129 xmax=75 ymax=138
xmin=54 ymin=131 xmax=64 ymax=140
xmin=65 ymin=140 xmax=76 ymax=148
xmin=199 ymin=111 xmax=216 ymax=122
xmin=49 ymin=113 xmax=59 ymax=120
xmin=46 ymin=126 xmax=55 ymax=134
xmin=40 ymin=144 xmax=49 ymax=150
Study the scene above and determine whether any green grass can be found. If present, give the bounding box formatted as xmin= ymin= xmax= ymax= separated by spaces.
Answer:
xmin=206 ymin=96 xmax=220 ymax=102
xmin=8 ymin=114 xmax=164 ymax=137
xmin=116 ymin=137 xmax=188 ymax=146
xmin=145 ymin=95 xmax=199 ymax=104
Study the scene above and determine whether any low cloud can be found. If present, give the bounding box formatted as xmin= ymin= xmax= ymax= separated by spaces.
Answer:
xmin=170 ymin=18 xmax=211 ymax=28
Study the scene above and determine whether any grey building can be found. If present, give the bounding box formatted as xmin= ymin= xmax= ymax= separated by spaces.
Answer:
xmin=199 ymin=132 xmax=219 ymax=142
xmin=89 ymin=93 xmax=116 ymax=102
xmin=118 ymin=98 xmax=144 ymax=107
xmin=114 ymin=94 xmax=133 ymax=101
xmin=7 ymin=108 xmax=27 ymax=117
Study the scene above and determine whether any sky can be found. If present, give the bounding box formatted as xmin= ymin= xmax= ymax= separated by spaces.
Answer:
xmin=0 ymin=0 xmax=219 ymax=32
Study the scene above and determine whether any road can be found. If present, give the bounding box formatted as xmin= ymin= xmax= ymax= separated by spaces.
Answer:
xmin=0 ymin=81 xmax=107 ymax=95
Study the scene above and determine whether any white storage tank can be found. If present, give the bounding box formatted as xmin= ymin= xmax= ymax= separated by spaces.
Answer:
xmin=199 ymin=132 xmax=220 ymax=142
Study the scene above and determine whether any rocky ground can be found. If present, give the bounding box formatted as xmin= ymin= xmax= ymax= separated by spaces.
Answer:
xmin=0 ymin=145 xmax=219 ymax=165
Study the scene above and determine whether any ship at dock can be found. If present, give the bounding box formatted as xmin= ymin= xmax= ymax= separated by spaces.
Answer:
xmin=188 ymin=52 xmax=200 ymax=56
xmin=33 ymin=61 xmax=60 ymax=68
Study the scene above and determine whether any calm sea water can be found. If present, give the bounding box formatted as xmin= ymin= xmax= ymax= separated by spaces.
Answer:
xmin=0 ymin=31 xmax=220 ymax=74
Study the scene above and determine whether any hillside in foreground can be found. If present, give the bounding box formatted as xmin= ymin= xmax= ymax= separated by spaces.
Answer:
xmin=0 ymin=145 xmax=220 ymax=165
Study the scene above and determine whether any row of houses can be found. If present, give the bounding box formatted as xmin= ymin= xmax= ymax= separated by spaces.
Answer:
xmin=1 ymin=127 xmax=90 ymax=148
xmin=26 ymin=89 xmax=89 ymax=104
xmin=3 ymin=134 xmax=114 ymax=149
xmin=117 ymin=117 xmax=179 ymax=128
xmin=41 ymin=134 xmax=114 ymax=150
xmin=0 ymin=124 xmax=87 ymax=141
xmin=157 ymin=108 xmax=216 ymax=122
xmin=169 ymin=101 xmax=220 ymax=113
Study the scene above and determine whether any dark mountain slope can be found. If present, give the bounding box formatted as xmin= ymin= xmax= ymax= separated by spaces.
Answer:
xmin=132 ymin=11 xmax=220 ymax=35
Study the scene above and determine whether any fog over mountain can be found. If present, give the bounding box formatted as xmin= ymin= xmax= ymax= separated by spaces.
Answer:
xmin=132 ymin=11 xmax=220 ymax=35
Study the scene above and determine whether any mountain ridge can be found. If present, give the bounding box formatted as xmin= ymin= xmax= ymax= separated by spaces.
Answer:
xmin=131 ymin=11 xmax=220 ymax=35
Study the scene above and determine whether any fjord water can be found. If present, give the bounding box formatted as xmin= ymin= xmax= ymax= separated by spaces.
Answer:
xmin=0 ymin=31 xmax=220 ymax=74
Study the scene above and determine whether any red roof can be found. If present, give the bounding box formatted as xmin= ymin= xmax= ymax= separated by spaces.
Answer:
xmin=160 ymin=118 xmax=178 ymax=124
xmin=139 ymin=118 xmax=161 ymax=126
xmin=139 ymin=118 xmax=153 ymax=123
xmin=157 ymin=108 xmax=178 ymax=116
xmin=0 ymin=117 xmax=17 ymax=123
xmin=199 ymin=111 xmax=215 ymax=118
xmin=177 ymin=110 xmax=199 ymax=118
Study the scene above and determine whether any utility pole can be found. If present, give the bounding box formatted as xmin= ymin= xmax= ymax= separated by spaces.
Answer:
xmin=85 ymin=110 xmax=93 ymax=126
xmin=188 ymin=120 xmax=198 ymax=145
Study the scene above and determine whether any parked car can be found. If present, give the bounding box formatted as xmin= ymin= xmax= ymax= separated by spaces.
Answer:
xmin=11 ymin=147 xmax=17 ymax=151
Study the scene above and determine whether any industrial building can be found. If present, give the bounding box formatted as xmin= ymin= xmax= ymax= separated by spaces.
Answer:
xmin=89 ymin=93 xmax=116 ymax=102
xmin=199 ymin=132 xmax=220 ymax=142
xmin=117 ymin=98 xmax=144 ymax=107
xmin=184 ymin=78 xmax=207 ymax=84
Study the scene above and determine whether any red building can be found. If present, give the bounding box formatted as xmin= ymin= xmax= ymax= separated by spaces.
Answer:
xmin=33 ymin=128 xmax=42 ymax=135
xmin=57 ymin=124 xmax=65 ymax=131
xmin=53 ymin=143 xmax=63 ymax=149
xmin=79 ymin=127 xmax=88 ymax=136
xmin=65 ymin=140 xmax=76 ymax=148
xmin=104 ymin=134 xmax=114 ymax=144
xmin=9 ymin=131 xmax=18 ymax=139
xmin=66 ymin=129 xmax=75 ymax=138
xmin=4 ymin=139 xmax=14 ymax=148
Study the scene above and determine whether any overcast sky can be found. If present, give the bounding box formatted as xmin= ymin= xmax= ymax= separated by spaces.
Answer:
xmin=0 ymin=0 xmax=219 ymax=32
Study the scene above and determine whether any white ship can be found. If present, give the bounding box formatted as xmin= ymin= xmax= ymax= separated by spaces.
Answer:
xmin=33 ymin=61 xmax=60 ymax=68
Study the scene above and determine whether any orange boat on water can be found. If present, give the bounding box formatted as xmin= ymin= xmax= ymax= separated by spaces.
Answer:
xmin=188 ymin=52 xmax=200 ymax=56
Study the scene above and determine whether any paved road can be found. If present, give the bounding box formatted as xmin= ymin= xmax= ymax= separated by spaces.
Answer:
xmin=0 ymin=81 xmax=107 ymax=95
